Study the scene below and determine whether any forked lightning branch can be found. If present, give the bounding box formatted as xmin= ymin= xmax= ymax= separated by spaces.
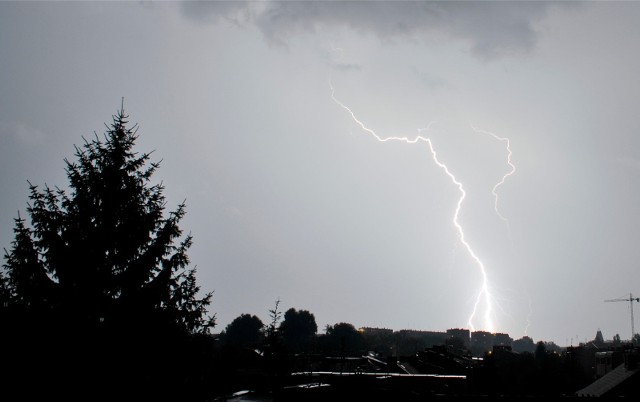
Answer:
xmin=330 ymin=82 xmax=516 ymax=333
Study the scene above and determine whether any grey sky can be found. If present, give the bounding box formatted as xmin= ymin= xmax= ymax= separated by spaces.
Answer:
xmin=2 ymin=1 xmax=640 ymax=346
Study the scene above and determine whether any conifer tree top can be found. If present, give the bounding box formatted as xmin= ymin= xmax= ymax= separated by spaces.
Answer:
xmin=2 ymin=107 xmax=214 ymax=334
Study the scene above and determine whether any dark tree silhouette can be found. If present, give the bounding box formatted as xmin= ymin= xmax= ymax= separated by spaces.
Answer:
xmin=512 ymin=335 xmax=536 ymax=353
xmin=320 ymin=322 xmax=367 ymax=356
xmin=1 ymin=107 xmax=215 ymax=400
xmin=279 ymin=307 xmax=317 ymax=353
xmin=535 ymin=340 xmax=548 ymax=368
xmin=267 ymin=298 xmax=283 ymax=340
xmin=223 ymin=313 xmax=265 ymax=347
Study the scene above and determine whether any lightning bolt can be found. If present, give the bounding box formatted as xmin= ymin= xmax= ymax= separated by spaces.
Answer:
xmin=471 ymin=125 xmax=516 ymax=239
xmin=330 ymin=82 xmax=494 ymax=332
xmin=471 ymin=125 xmax=523 ymax=334
xmin=525 ymin=295 xmax=533 ymax=336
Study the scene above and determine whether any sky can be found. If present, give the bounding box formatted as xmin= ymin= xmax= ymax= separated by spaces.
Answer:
xmin=2 ymin=1 xmax=640 ymax=347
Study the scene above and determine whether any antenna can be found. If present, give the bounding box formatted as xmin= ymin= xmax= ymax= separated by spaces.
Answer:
xmin=604 ymin=293 xmax=640 ymax=342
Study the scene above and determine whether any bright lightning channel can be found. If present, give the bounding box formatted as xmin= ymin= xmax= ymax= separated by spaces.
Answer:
xmin=472 ymin=124 xmax=529 ymax=335
xmin=330 ymin=82 xmax=495 ymax=332
xmin=471 ymin=125 xmax=516 ymax=237
xmin=525 ymin=295 xmax=533 ymax=336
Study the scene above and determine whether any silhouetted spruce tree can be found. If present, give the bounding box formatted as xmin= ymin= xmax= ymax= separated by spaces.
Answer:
xmin=1 ymin=107 xmax=215 ymax=399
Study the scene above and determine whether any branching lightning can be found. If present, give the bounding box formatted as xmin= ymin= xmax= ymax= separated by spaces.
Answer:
xmin=471 ymin=125 xmax=516 ymax=238
xmin=330 ymin=82 xmax=495 ymax=332
xmin=472 ymin=124 xmax=530 ymax=335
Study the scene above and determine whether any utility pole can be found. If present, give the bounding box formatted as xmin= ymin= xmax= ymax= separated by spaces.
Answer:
xmin=604 ymin=293 xmax=640 ymax=342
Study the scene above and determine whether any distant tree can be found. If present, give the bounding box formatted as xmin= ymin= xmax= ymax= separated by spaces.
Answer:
xmin=613 ymin=333 xmax=621 ymax=344
xmin=223 ymin=314 xmax=265 ymax=347
xmin=534 ymin=341 xmax=547 ymax=367
xmin=279 ymin=308 xmax=318 ymax=353
xmin=360 ymin=328 xmax=395 ymax=356
xmin=320 ymin=322 xmax=367 ymax=356
xmin=512 ymin=336 xmax=536 ymax=354
xmin=544 ymin=341 xmax=561 ymax=353
xmin=633 ymin=333 xmax=640 ymax=345
xmin=266 ymin=298 xmax=283 ymax=345
xmin=1 ymin=107 xmax=215 ymax=399
xmin=262 ymin=299 xmax=291 ymax=389
xmin=594 ymin=329 xmax=605 ymax=345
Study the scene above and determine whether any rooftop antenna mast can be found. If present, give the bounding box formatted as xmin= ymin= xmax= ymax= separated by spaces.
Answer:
xmin=604 ymin=293 xmax=640 ymax=342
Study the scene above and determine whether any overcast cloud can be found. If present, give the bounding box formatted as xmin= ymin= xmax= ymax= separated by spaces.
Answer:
xmin=1 ymin=1 xmax=639 ymax=347
xmin=181 ymin=1 xmax=568 ymax=60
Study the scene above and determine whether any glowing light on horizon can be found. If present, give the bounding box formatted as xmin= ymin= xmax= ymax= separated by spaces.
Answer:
xmin=330 ymin=81 xmax=495 ymax=332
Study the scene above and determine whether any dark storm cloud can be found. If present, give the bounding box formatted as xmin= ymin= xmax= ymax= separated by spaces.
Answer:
xmin=179 ymin=0 xmax=253 ymax=24
xmin=180 ymin=1 xmax=569 ymax=60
